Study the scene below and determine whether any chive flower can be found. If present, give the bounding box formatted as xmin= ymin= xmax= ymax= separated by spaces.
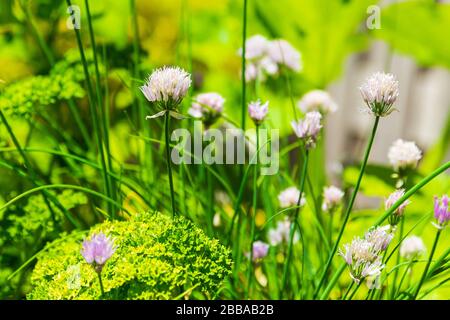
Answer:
xmin=359 ymin=72 xmax=399 ymax=117
xmin=81 ymin=232 xmax=116 ymax=274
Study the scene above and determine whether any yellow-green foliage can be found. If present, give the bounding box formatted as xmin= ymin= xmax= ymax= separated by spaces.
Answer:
xmin=27 ymin=213 xmax=232 ymax=300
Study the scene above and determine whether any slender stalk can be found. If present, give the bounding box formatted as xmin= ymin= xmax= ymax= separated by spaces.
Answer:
xmin=241 ymin=0 xmax=248 ymax=131
xmin=348 ymin=281 xmax=363 ymax=300
xmin=394 ymin=259 xmax=414 ymax=299
xmin=342 ymin=281 xmax=355 ymax=300
xmin=97 ymin=272 xmax=105 ymax=297
xmin=66 ymin=0 xmax=111 ymax=217
xmin=314 ymin=116 xmax=380 ymax=298
xmin=280 ymin=149 xmax=309 ymax=298
xmin=84 ymin=0 xmax=114 ymax=214
xmin=246 ymin=125 xmax=260 ymax=298
xmin=391 ymin=217 xmax=405 ymax=297
xmin=412 ymin=229 xmax=442 ymax=299
xmin=164 ymin=111 xmax=176 ymax=216
xmin=206 ymin=168 xmax=214 ymax=235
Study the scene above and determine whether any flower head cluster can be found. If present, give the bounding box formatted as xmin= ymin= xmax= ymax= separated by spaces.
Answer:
xmin=141 ymin=66 xmax=191 ymax=118
xmin=188 ymin=92 xmax=225 ymax=126
xmin=297 ymin=90 xmax=338 ymax=114
xmin=388 ymin=139 xmax=422 ymax=171
xmin=277 ymin=186 xmax=306 ymax=208
xmin=359 ymin=72 xmax=399 ymax=117
xmin=400 ymin=235 xmax=426 ymax=260
xmin=267 ymin=218 xmax=299 ymax=246
xmin=433 ymin=195 xmax=449 ymax=229
xmin=385 ymin=189 xmax=410 ymax=225
xmin=322 ymin=185 xmax=344 ymax=212
xmin=239 ymin=35 xmax=302 ymax=82
xmin=248 ymin=100 xmax=269 ymax=125
xmin=291 ymin=111 xmax=322 ymax=149
xmin=339 ymin=225 xmax=394 ymax=284
xmin=81 ymin=232 xmax=117 ymax=273
xmin=250 ymin=241 xmax=270 ymax=262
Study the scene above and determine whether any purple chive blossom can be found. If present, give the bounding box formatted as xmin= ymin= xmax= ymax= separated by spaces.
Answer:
xmin=433 ymin=195 xmax=449 ymax=229
xmin=385 ymin=189 xmax=410 ymax=225
xmin=81 ymin=232 xmax=117 ymax=273
xmin=291 ymin=111 xmax=322 ymax=149
xmin=251 ymin=241 xmax=269 ymax=261
xmin=248 ymin=100 xmax=269 ymax=125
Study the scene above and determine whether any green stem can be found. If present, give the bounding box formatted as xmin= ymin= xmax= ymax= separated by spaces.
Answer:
xmin=97 ymin=272 xmax=105 ymax=298
xmin=164 ymin=111 xmax=176 ymax=216
xmin=67 ymin=0 xmax=111 ymax=216
xmin=246 ymin=125 xmax=259 ymax=299
xmin=412 ymin=229 xmax=441 ymax=299
xmin=342 ymin=281 xmax=355 ymax=300
xmin=84 ymin=0 xmax=114 ymax=208
xmin=391 ymin=217 xmax=405 ymax=298
xmin=280 ymin=149 xmax=309 ymax=298
xmin=240 ymin=0 xmax=248 ymax=131
xmin=394 ymin=259 xmax=414 ymax=299
xmin=314 ymin=116 xmax=380 ymax=298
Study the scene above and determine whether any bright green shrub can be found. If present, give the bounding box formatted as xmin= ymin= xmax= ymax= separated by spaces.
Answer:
xmin=27 ymin=213 xmax=232 ymax=300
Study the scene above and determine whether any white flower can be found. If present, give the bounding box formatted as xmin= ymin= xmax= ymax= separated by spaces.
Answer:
xmin=248 ymin=100 xmax=269 ymax=124
xmin=291 ymin=111 xmax=322 ymax=149
xmin=359 ymin=72 xmax=399 ymax=117
xmin=188 ymin=92 xmax=225 ymax=125
xmin=267 ymin=40 xmax=302 ymax=72
xmin=278 ymin=187 xmax=306 ymax=208
xmin=268 ymin=228 xmax=283 ymax=246
xmin=400 ymin=235 xmax=426 ymax=260
xmin=365 ymin=225 xmax=394 ymax=252
xmin=340 ymin=224 xmax=394 ymax=284
xmin=252 ymin=241 xmax=270 ymax=261
xmin=140 ymin=66 xmax=191 ymax=107
xmin=361 ymin=259 xmax=385 ymax=279
xmin=267 ymin=218 xmax=299 ymax=246
xmin=297 ymin=90 xmax=338 ymax=114
xmin=322 ymin=185 xmax=344 ymax=212
xmin=385 ymin=189 xmax=410 ymax=225
xmin=239 ymin=34 xmax=269 ymax=60
xmin=388 ymin=139 xmax=422 ymax=171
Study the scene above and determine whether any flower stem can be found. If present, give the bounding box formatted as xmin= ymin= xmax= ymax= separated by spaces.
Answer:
xmin=280 ymin=149 xmax=309 ymax=298
xmin=246 ymin=125 xmax=259 ymax=299
xmin=412 ymin=229 xmax=442 ymax=299
xmin=314 ymin=116 xmax=380 ymax=298
xmin=66 ymin=0 xmax=111 ymax=217
xmin=164 ymin=111 xmax=176 ymax=217
xmin=97 ymin=272 xmax=105 ymax=298
xmin=391 ymin=217 xmax=405 ymax=297
xmin=240 ymin=0 xmax=248 ymax=131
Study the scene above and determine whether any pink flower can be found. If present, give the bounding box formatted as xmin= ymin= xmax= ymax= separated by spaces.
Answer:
xmin=267 ymin=40 xmax=302 ymax=72
xmin=322 ymin=185 xmax=344 ymax=212
xmin=291 ymin=111 xmax=322 ymax=149
xmin=385 ymin=189 xmax=410 ymax=225
xmin=297 ymin=90 xmax=338 ymax=114
xmin=248 ymin=100 xmax=269 ymax=125
xmin=81 ymin=232 xmax=117 ymax=273
xmin=359 ymin=72 xmax=399 ymax=117
xmin=433 ymin=195 xmax=449 ymax=229
xmin=141 ymin=66 xmax=191 ymax=109
xmin=251 ymin=241 xmax=269 ymax=261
